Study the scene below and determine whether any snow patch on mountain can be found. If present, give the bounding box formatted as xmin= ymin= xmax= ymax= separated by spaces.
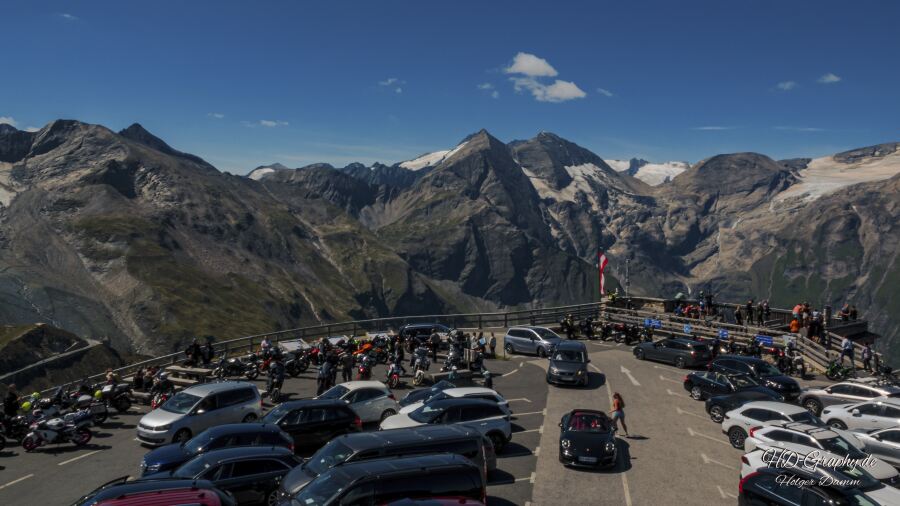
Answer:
xmin=248 ymin=167 xmax=275 ymax=180
xmin=400 ymin=150 xmax=451 ymax=170
xmin=775 ymin=150 xmax=900 ymax=202
xmin=604 ymin=159 xmax=689 ymax=186
xmin=523 ymin=163 xmax=606 ymax=212
xmin=604 ymin=159 xmax=631 ymax=172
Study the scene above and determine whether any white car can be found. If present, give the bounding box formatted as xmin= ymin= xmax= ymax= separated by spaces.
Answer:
xmin=722 ymin=401 xmax=822 ymax=449
xmin=822 ymin=398 xmax=900 ymax=431
xmin=316 ymin=380 xmax=400 ymax=424
xmin=398 ymin=387 xmax=509 ymax=414
xmin=744 ymin=423 xmax=899 ymax=486
xmin=854 ymin=427 xmax=900 ymax=468
xmin=740 ymin=449 xmax=770 ymax=479
xmin=379 ymin=397 xmax=513 ymax=451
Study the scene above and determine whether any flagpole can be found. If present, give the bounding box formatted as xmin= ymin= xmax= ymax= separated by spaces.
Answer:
xmin=597 ymin=251 xmax=603 ymax=302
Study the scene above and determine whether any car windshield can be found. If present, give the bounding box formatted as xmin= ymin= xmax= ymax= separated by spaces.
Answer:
xmin=729 ymin=375 xmax=759 ymax=388
xmin=304 ymin=441 xmax=354 ymax=476
xmin=755 ymin=362 xmax=783 ymax=377
xmin=292 ymin=469 xmax=349 ymax=506
xmin=173 ymin=455 xmax=212 ymax=478
xmin=432 ymin=380 xmax=455 ymax=391
xmin=829 ymin=464 xmax=881 ymax=491
xmin=533 ymin=328 xmax=560 ymax=340
xmin=318 ymin=385 xmax=349 ymax=400
xmin=553 ymin=350 xmax=585 ymax=362
xmin=820 ymin=437 xmax=867 ymax=459
xmin=409 ymin=404 xmax=444 ymax=423
xmin=566 ymin=413 xmax=611 ymax=432
xmin=788 ymin=411 xmax=821 ymax=424
xmin=161 ymin=392 xmax=202 ymax=414
xmin=425 ymin=391 xmax=451 ymax=403
xmin=182 ymin=432 xmax=215 ymax=454
xmin=262 ymin=403 xmax=293 ymax=424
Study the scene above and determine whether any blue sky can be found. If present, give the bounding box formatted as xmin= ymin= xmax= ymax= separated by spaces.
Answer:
xmin=2 ymin=1 xmax=898 ymax=172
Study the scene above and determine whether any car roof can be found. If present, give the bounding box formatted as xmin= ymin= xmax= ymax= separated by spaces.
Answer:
xmin=510 ymin=326 xmax=551 ymax=331
xmin=336 ymin=425 xmax=482 ymax=451
xmin=553 ymin=341 xmax=587 ymax=350
xmin=326 ymin=453 xmax=476 ymax=481
xmin=566 ymin=408 xmax=606 ymax=417
xmin=839 ymin=380 xmax=900 ymax=392
xmin=97 ymin=488 xmax=224 ymax=506
xmin=192 ymin=445 xmax=294 ymax=465
xmin=424 ymin=398 xmax=497 ymax=409
xmin=716 ymin=355 xmax=765 ymax=364
xmin=202 ymin=423 xmax=283 ymax=436
xmin=442 ymin=387 xmax=500 ymax=397
xmin=402 ymin=323 xmax=447 ymax=329
xmin=183 ymin=381 xmax=258 ymax=396
xmin=762 ymin=422 xmax=837 ymax=439
xmin=340 ymin=381 xmax=389 ymax=391
xmin=270 ymin=399 xmax=348 ymax=410
xmin=670 ymin=338 xmax=707 ymax=345
xmin=84 ymin=478 xmax=219 ymax=503
xmin=740 ymin=401 xmax=806 ymax=413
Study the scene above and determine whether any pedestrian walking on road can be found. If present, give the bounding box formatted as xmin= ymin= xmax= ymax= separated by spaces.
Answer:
xmin=610 ymin=392 xmax=629 ymax=437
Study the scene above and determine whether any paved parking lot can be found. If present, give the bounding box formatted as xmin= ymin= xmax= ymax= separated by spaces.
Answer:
xmin=0 ymin=341 xmax=832 ymax=505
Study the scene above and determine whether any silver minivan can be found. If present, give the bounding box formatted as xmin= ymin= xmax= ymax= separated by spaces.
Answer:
xmin=137 ymin=381 xmax=262 ymax=446
xmin=503 ymin=326 xmax=562 ymax=357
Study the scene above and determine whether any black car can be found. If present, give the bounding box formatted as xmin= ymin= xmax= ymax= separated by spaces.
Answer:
xmin=261 ymin=399 xmax=361 ymax=452
xmin=140 ymin=423 xmax=294 ymax=476
xmin=739 ymin=465 xmax=886 ymax=505
xmin=288 ymin=453 xmax=485 ymax=505
xmin=398 ymin=323 xmax=450 ymax=346
xmin=705 ymin=390 xmax=784 ymax=423
xmin=72 ymin=477 xmax=236 ymax=506
xmin=683 ymin=371 xmax=780 ymax=401
xmin=557 ymin=409 xmax=617 ymax=468
xmin=141 ymin=446 xmax=302 ymax=505
xmin=547 ymin=341 xmax=590 ymax=386
xmin=399 ymin=380 xmax=456 ymax=408
xmin=633 ymin=337 xmax=711 ymax=368
xmin=710 ymin=355 xmax=801 ymax=400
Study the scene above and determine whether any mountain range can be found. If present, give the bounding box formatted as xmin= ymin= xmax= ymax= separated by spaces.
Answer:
xmin=0 ymin=121 xmax=898 ymax=366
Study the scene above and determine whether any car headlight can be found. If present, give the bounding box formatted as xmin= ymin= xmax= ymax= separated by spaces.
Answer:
xmin=576 ymin=369 xmax=585 ymax=375
xmin=155 ymin=424 xmax=172 ymax=431
xmin=561 ymin=438 xmax=571 ymax=449
xmin=550 ymin=367 xmax=559 ymax=375
xmin=145 ymin=463 xmax=160 ymax=473
xmin=604 ymin=441 xmax=616 ymax=453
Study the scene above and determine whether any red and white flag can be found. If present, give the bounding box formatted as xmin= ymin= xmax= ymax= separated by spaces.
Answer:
xmin=597 ymin=251 xmax=608 ymax=295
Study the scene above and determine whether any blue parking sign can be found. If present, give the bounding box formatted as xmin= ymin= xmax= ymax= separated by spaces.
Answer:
xmin=683 ymin=324 xmax=692 ymax=334
xmin=653 ymin=319 xmax=662 ymax=329
xmin=718 ymin=329 xmax=729 ymax=340
xmin=755 ymin=335 xmax=773 ymax=345
xmin=644 ymin=318 xmax=652 ymax=327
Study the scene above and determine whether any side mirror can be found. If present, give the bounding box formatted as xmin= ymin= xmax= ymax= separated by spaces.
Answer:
xmin=824 ymin=387 xmax=832 ymax=394
xmin=586 ymin=359 xmax=591 ymax=363
xmin=558 ymin=422 xmax=563 ymax=428
xmin=851 ymin=408 xmax=861 ymax=416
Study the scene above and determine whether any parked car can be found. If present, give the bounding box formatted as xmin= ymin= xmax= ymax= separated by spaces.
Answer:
xmin=743 ymin=423 xmax=897 ymax=486
xmin=799 ymin=381 xmax=900 ymax=416
xmin=705 ymin=390 xmax=785 ymax=423
xmin=822 ymin=398 xmax=900 ymax=431
xmin=547 ymin=341 xmax=590 ymax=386
xmin=683 ymin=372 xmax=779 ymax=401
xmin=140 ymin=423 xmax=293 ymax=476
xmin=315 ymin=380 xmax=399 ymax=424
xmin=73 ymin=477 xmax=236 ymax=506
xmin=137 ymin=381 xmax=262 ymax=446
xmin=261 ymin=399 xmax=362 ymax=451
xmin=398 ymin=323 xmax=451 ymax=346
xmin=503 ymin=326 xmax=562 ymax=357
xmin=141 ymin=446 xmax=301 ymax=505
xmin=854 ymin=427 xmax=900 ymax=468
xmin=721 ymin=401 xmax=822 ymax=449
xmin=738 ymin=463 xmax=900 ymax=505
xmin=277 ymin=424 xmax=496 ymax=499
xmin=709 ymin=355 xmax=801 ymax=400
xmin=379 ymin=398 xmax=512 ymax=451
xmin=557 ymin=409 xmax=617 ymax=468
xmin=398 ymin=380 xmax=456 ymax=408
xmin=633 ymin=338 xmax=711 ymax=368
xmin=286 ymin=454 xmax=486 ymax=506
xmin=399 ymin=387 xmax=509 ymax=414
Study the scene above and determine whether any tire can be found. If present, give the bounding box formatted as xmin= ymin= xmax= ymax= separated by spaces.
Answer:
xmin=489 ymin=432 xmax=507 ymax=453
xmin=0 ymin=436 xmax=5 ymax=452
xmin=242 ymin=413 xmax=258 ymax=423
xmin=267 ymin=490 xmax=279 ymax=506
xmin=246 ymin=368 xmax=259 ymax=380
xmin=21 ymin=435 xmax=39 ymax=452
xmin=174 ymin=429 xmax=192 ymax=444
xmin=270 ymin=389 xmax=281 ymax=404
xmin=635 ymin=349 xmax=645 ymax=360
xmin=505 ymin=343 xmax=514 ymax=355
xmin=675 ymin=357 xmax=686 ymax=369
xmin=709 ymin=405 xmax=725 ymax=423
xmin=690 ymin=386 xmax=703 ymax=401
xmin=826 ymin=370 xmax=840 ymax=381
xmin=537 ymin=347 xmax=547 ymax=358
xmin=73 ymin=428 xmax=92 ymax=446
xmin=380 ymin=409 xmax=396 ymax=422
xmin=803 ymin=399 xmax=823 ymax=417
xmin=115 ymin=397 xmax=132 ymax=414
xmin=728 ymin=427 xmax=747 ymax=449
xmin=615 ymin=334 xmax=624 ymax=344
xmin=287 ymin=364 xmax=300 ymax=378
xmin=93 ymin=410 xmax=108 ymax=425
xmin=828 ymin=420 xmax=847 ymax=430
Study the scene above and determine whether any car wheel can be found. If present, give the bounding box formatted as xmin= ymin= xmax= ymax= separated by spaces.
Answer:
xmin=709 ymin=405 xmax=726 ymax=423
xmin=690 ymin=386 xmax=703 ymax=400
xmin=267 ymin=490 xmax=279 ymax=506
xmin=242 ymin=413 xmax=258 ymax=423
xmin=380 ymin=409 xmax=396 ymax=422
xmin=174 ymin=429 xmax=192 ymax=444
xmin=635 ymin=349 xmax=645 ymax=360
xmin=728 ymin=427 xmax=747 ymax=449
xmin=803 ymin=399 xmax=823 ymax=417
xmin=828 ymin=420 xmax=847 ymax=430
xmin=505 ymin=343 xmax=514 ymax=355
xmin=675 ymin=356 xmax=686 ymax=369
xmin=537 ymin=347 xmax=547 ymax=358
xmin=489 ymin=432 xmax=506 ymax=453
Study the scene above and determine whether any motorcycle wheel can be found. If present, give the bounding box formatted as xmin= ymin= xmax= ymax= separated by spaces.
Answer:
xmin=22 ymin=435 xmax=39 ymax=452
xmin=614 ymin=334 xmax=624 ymax=344
xmin=73 ymin=428 xmax=92 ymax=446
xmin=270 ymin=389 xmax=281 ymax=403
xmin=94 ymin=410 xmax=108 ymax=425
xmin=246 ymin=368 xmax=259 ymax=380
xmin=115 ymin=397 xmax=131 ymax=414
xmin=826 ymin=370 xmax=839 ymax=381
xmin=296 ymin=359 xmax=309 ymax=373
xmin=413 ymin=372 xmax=425 ymax=386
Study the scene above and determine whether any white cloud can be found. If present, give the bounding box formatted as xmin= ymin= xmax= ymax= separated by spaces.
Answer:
xmin=596 ymin=88 xmax=614 ymax=97
xmin=59 ymin=13 xmax=79 ymax=21
xmin=504 ymin=52 xmax=558 ymax=77
xmin=0 ymin=116 xmax=18 ymax=127
xmin=379 ymin=77 xmax=402 ymax=86
xmin=774 ymin=126 xmax=825 ymax=132
xmin=512 ymin=77 xmax=586 ymax=103
xmin=692 ymin=126 xmax=736 ymax=131
xmin=775 ymin=81 xmax=797 ymax=91
xmin=25 ymin=126 xmax=40 ymax=132
xmin=395 ymin=87 xmax=402 ymax=94
xmin=491 ymin=90 xmax=500 ymax=99
xmin=207 ymin=112 xmax=225 ymax=119
xmin=477 ymin=83 xmax=494 ymax=90
xmin=259 ymin=120 xmax=288 ymax=128
xmin=817 ymin=73 xmax=841 ymax=84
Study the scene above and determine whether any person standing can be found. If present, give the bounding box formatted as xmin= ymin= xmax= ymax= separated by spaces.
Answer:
xmin=202 ymin=341 xmax=215 ymax=366
xmin=850 ymin=306 xmax=859 ymax=321
xmin=839 ymin=337 xmax=854 ymax=365
xmin=489 ymin=333 xmax=497 ymax=358
xmin=734 ymin=305 xmax=743 ymax=326
xmin=756 ymin=301 xmax=765 ymax=326
xmin=316 ymin=366 xmax=328 ymax=396
xmin=610 ymin=392 xmax=629 ymax=437
xmin=4 ymin=384 xmax=19 ymax=417
xmin=340 ymin=352 xmax=354 ymax=383
xmin=429 ymin=330 xmax=440 ymax=363
xmin=862 ymin=344 xmax=873 ymax=372
xmin=483 ymin=370 xmax=493 ymax=390
xmin=746 ymin=300 xmax=754 ymax=326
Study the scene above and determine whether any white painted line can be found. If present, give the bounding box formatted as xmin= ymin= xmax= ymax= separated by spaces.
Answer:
xmin=676 ymin=406 xmax=708 ymax=421
xmin=514 ymin=410 xmax=545 ymax=417
xmin=534 ymin=446 xmax=541 ymax=456
xmin=58 ymin=449 xmax=103 ymax=466
xmin=507 ymin=398 xmax=532 ymax=403
xmin=702 ymin=453 xmax=738 ymax=471
xmin=590 ymin=342 xmax=613 ymax=347
xmin=0 ymin=474 xmax=33 ymax=491
xmin=666 ymin=388 xmax=683 ymax=396
xmin=514 ymin=476 xmax=532 ymax=482
xmin=717 ymin=485 xmax=738 ymax=499
xmin=502 ymin=368 xmax=520 ymax=378
xmin=515 ymin=428 xmax=542 ymax=434
xmin=659 ymin=374 xmax=681 ymax=384
xmin=589 ymin=363 xmax=602 ymax=373
xmin=529 ymin=472 xmax=536 ymax=484
xmin=620 ymin=366 xmax=641 ymax=386
xmin=539 ymin=424 xmax=544 ymax=434
xmin=687 ymin=427 xmax=732 ymax=447
xmin=622 ymin=471 xmax=633 ymax=506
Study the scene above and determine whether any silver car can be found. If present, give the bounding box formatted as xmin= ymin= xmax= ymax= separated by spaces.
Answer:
xmin=379 ymin=397 xmax=513 ymax=451
xmin=799 ymin=380 xmax=900 ymax=416
xmin=822 ymin=398 xmax=900 ymax=431
xmin=854 ymin=427 xmax=900 ymax=468
xmin=503 ymin=326 xmax=562 ymax=358
xmin=316 ymin=381 xmax=399 ymax=424
xmin=136 ymin=381 xmax=262 ymax=446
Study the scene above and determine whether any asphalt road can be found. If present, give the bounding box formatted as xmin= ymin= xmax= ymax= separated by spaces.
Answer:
xmin=0 ymin=342 xmax=832 ymax=506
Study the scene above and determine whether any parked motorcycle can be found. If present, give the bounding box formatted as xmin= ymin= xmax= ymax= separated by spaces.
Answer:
xmin=386 ymin=363 xmax=402 ymax=389
xmin=825 ymin=359 xmax=856 ymax=381
xmin=614 ymin=324 xmax=640 ymax=345
xmin=95 ymin=382 xmax=133 ymax=413
xmin=442 ymin=347 xmax=462 ymax=372
xmin=21 ymin=409 xmax=93 ymax=452
xmin=357 ymin=358 xmax=373 ymax=381
xmin=151 ymin=391 xmax=172 ymax=410
xmin=214 ymin=354 xmax=259 ymax=380
xmin=413 ymin=346 xmax=431 ymax=386
xmin=284 ymin=350 xmax=311 ymax=377
xmin=469 ymin=350 xmax=485 ymax=373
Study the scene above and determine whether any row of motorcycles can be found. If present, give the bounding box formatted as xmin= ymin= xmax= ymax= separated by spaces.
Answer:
xmin=1 ymin=380 xmax=135 ymax=452
xmin=560 ymin=316 xmax=651 ymax=345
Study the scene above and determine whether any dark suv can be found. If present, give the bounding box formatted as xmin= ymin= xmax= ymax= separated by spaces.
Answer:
xmin=140 ymin=423 xmax=294 ymax=476
xmin=261 ymin=399 xmax=362 ymax=452
xmin=73 ymin=477 xmax=236 ymax=506
xmin=633 ymin=337 xmax=711 ymax=368
xmin=710 ymin=355 xmax=801 ymax=400
xmin=398 ymin=324 xmax=450 ymax=345
xmin=288 ymin=454 xmax=486 ymax=505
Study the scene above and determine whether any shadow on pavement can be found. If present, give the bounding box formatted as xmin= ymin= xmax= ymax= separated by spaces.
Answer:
xmin=486 ymin=497 xmax=519 ymax=506
xmin=567 ymin=439 xmax=632 ymax=474
xmin=487 ymin=469 xmax=517 ymax=485
xmin=100 ymin=421 xmax=136 ymax=430
xmin=624 ymin=434 xmax=649 ymax=440
xmin=498 ymin=442 xmax=535 ymax=458
xmin=33 ymin=443 xmax=112 ymax=455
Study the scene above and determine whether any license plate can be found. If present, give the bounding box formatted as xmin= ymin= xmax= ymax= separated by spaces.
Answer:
xmin=578 ymin=456 xmax=598 ymax=464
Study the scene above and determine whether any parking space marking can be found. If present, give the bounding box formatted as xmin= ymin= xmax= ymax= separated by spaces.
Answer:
xmin=502 ymin=368 xmax=520 ymax=378
xmin=513 ymin=410 xmax=546 ymax=417
xmin=676 ymin=406 xmax=708 ymax=421
xmin=701 ymin=453 xmax=738 ymax=471
xmin=590 ymin=341 xmax=613 ymax=347
xmin=507 ymin=398 xmax=532 ymax=403
xmin=717 ymin=485 xmax=738 ymax=499
xmin=58 ymin=449 xmax=103 ymax=466
xmin=659 ymin=374 xmax=681 ymax=384
xmin=515 ymin=427 xmax=543 ymax=434
xmin=666 ymin=388 xmax=683 ymax=396
xmin=529 ymin=472 xmax=536 ymax=484
xmin=620 ymin=365 xmax=641 ymax=386
xmin=0 ymin=474 xmax=33 ymax=491
xmin=534 ymin=446 xmax=540 ymax=456
xmin=687 ymin=427 xmax=731 ymax=447
xmin=603 ymin=380 xmax=633 ymax=506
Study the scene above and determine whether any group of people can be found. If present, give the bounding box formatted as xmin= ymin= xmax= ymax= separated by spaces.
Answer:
xmin=184 ymin=338 xmax=216 ymax=367
xmin=731 ymin=299 xmax=771 ymax=327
